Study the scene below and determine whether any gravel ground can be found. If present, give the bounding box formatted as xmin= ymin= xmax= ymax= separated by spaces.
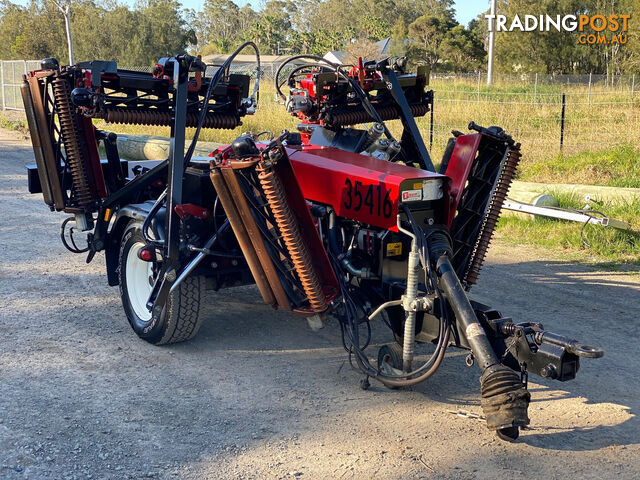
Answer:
xmin=1 ymin=128 xmax=639 ymax=480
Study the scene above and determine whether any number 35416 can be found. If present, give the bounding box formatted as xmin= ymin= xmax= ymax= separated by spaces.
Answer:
xmin=343 ymin=178 xmax=392 ymax=218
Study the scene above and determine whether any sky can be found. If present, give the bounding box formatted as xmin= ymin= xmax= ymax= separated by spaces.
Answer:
xmin=454 ymin=0 xmax=490 ymax=26
xmin=11 ymin=0 xmax=490 ymax=26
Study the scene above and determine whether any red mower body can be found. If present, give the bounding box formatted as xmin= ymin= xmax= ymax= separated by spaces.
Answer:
xmin=287 ymin=145 xmax=451 ymax=231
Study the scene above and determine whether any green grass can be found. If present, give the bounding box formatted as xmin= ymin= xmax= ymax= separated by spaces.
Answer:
xmin=2 ymin=79 xmax=639 ymax=265
xmin=518 ymin=145 xmax=640 ymax=188
xmin=496 ymin=191 xmax=640 ymax=266
xmin=0 ymin=113 xmax=28 ymax=135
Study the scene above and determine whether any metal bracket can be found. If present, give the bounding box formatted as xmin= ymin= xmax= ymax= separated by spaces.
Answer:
xmin=503 ymin=198 xmax=630 ymax=231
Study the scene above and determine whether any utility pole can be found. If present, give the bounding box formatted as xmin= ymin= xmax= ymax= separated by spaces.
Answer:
xmin=51 ymin=0 xmax=74 ymax=64
xmin=487 ymin=0 xmax=496 ymax=85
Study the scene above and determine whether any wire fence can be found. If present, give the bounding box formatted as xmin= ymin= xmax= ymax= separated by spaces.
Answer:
xmin=3 ymin=59 xmax=638 ymax=160
xmin=1 ymin=60 xmax=42 ymax=109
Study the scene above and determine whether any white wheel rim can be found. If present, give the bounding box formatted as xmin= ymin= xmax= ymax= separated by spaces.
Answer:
xmin=126 ymin=242 xmax=154 ymax=322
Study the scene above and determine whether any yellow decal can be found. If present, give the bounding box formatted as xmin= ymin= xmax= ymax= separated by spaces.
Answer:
xmin=386 ymin=242 xmax=402 ymax=256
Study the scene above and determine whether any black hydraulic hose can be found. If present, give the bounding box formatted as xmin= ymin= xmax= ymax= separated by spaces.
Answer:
xmin=325 ymin=206 xmax=454 ymax=386
xmin=361 ymin=326 xmax=449 ymax=388
xmin=277 ymin=63 xmax=331 ymax=98
xmin=436 ymin=255 xmax=500 ymax=371
xmin=60 ymin=216 xmax=89 ymax=254
xmin=142 ymin=188 xmax=167 ymax=244
xmin=184 ymin=41 xmax=261 ymax=167
xmin=329 ymin=248 xmax=450 ymax=386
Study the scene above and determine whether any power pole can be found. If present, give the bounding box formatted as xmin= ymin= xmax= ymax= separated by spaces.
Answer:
xmin=51 ymin=0 xmax=74 ymax=65
xmin=487 ymin=0 xmax=496 ymax=86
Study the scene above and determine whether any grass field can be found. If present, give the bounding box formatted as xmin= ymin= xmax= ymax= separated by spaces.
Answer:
xmin=87 ymin=79 xmax=640 ymax=186
xmin=3 ymin=77 xmax=639 ymax=265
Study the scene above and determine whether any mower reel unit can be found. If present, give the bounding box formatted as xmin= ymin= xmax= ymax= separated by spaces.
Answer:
xmin=22 ymin=49 xmax=603 ymax=442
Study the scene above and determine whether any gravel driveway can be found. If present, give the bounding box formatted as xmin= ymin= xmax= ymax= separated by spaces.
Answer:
xmin=1 ymin=128 xmax=639 ymax=479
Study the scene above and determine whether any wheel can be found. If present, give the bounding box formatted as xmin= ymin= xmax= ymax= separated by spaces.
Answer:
xmin=378 ymin=343 xmax=404 ymax=389
xmin=378 ymin=343 xmax=403 ymax=371
xmin=496 ymin=426 xmax=520 ymax=442
xmin=118 ymin=221 xmax=206 ymax=345
xmin=378 ymin=343 xmax=404 ymax=376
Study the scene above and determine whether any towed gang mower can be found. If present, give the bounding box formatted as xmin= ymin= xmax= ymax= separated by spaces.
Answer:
xmin=21 ymin=44 xmax=603 ymax=441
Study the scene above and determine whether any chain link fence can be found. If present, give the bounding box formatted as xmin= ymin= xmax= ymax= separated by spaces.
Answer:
xmin=1 ymin=60 xmax=41 ymax=109
xmin=5 ymin=59 xmax=637 ymax=109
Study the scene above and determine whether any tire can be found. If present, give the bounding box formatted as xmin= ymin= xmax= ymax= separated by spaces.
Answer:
xmin=118 ymin=221 xmax=206 ymax=345
xmin=377 ymin=343 xmax=403 ymax=389
xmin=378 ymin=343 xmax=404 ymax=371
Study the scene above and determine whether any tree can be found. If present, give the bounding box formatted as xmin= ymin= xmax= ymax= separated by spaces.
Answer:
xmin=407 ymin=15 xmax=452 ymax=70
xmin=200 ymin=0 xmax=240 ymax=53
xmin=359 ymin=14 xmax=390 ymax=41
xmin=389 ymin=17 xmax=407 ymax=56
xmin=345 ymin=38 xmax=384 ymax=63
xmin=396 ymin=0 xmax=455 ymax=24
xmin=622 ymin=0 xmax=640 ymax=72
xmin=132 ymin=0 xmax=192 ymax=65
xmin=441 ymin=24 xmax=484 ymax=72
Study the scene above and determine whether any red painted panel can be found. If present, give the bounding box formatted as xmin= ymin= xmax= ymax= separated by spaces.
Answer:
xmin=444 ymin=134 xmax=482 ymax=225
xmin=287 ymin=145 xmax=445 ymax=231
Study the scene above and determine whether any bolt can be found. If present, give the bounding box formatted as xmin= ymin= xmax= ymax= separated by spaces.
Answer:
xmin=166 ymin=269 xmax=177 ymax=282
xmin=210 ymin=262 xmax=218 ymax=269
xmin=541 ymin=364 xmax=557 ymax=379
xmin=231 ymin=259 xmax=238 ymax=266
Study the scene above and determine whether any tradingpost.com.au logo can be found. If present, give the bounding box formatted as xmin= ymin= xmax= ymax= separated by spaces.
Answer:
xmin=485 ymin=14 xmax=631 ymax=45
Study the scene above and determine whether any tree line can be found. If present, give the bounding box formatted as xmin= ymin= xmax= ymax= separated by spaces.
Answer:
xmin=0 ymin=0 xmax=638 ymax=74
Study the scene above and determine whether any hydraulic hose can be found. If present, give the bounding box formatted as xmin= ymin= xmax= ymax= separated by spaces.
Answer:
xmin=184 ymin=41 xmax=261 ymax=167
xmin=366 ymin=323 xmax=450 ymax=388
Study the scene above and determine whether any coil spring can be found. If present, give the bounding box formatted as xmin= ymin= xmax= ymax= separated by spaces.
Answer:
xmin=323 ymin=104 xmax=429 ymax=127
xmin=52 ymin=77 xmax=93 ymax=208
xmin=500 ymin=323 xmax=518 ymax=335
xmin=103 ymin=109 xmax=240 ymax=129
xmin=257 ymin=162 xmax=327 ymax=313
xmin=464 ymin=145 xmax=522 ymax=288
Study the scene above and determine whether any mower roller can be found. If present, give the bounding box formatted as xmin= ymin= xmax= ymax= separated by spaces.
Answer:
xmin=21 ymin=46 xmax=603 ymax=441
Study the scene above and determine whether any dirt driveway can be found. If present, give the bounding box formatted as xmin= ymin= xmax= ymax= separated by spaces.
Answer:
xmin=1 ymin=128 xmax=639 ymax=479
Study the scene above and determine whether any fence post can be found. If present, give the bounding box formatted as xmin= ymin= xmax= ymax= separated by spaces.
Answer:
xmin=0 ymin=60 xmax=4 ymax=110
xmin=588 ymin=72 xmax=592 ymax=106
xmin=533 ymin=73 xmax=538 ymax=104
xmin=429 ymin=91 xmax=434 ymax=152
xmin=560 ymin=93 xmax=566 ymax=151
xmin=477 ymin=71 xmax=480 ymax=101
